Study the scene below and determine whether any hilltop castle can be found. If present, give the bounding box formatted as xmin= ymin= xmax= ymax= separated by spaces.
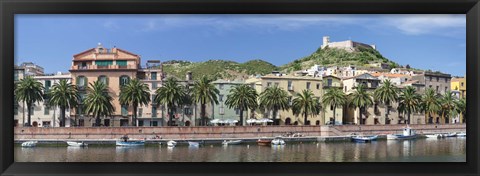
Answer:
xmin=321 ymin=36 xmax=376 ymax=52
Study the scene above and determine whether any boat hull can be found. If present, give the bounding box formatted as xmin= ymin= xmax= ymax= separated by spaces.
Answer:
xmin=257 ymin=140 xmax=272 ymax=146
xmin=116 ymin=141 xmax=145 ymax=146
xmin=387 ymin=134 xmax=417 ymax=140
xmin=67 ymin=142 xmax=88 ymax=147
xmin=351 ymin=135 xmax=378 ymax=143
xmin=222 ymin=140 xmax=242 ymax=145
xmin=21 ymin=141 xmax=37 ymax=147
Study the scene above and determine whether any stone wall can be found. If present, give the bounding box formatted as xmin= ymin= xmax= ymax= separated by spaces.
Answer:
xmin=14 ymin=124 xmax=465 ymax=140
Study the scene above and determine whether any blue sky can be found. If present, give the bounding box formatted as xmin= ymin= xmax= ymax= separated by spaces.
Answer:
xmin=15 ymin=14 xmax=466 ymax=76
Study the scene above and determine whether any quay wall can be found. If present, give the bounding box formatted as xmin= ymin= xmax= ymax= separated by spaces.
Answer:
xmin=14 ymin=124 xmax=465 ymax=140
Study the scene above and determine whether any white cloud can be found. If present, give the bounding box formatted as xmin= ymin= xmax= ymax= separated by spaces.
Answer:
xmin=382 ymin=15 xmax=465 ymax=36
xmin=103 ymin=21 xmax=119 ymax=30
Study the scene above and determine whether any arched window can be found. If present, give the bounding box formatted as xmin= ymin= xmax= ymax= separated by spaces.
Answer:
xmin=98 ymin=75 xmax=109 ymax=85
xmin=120 ymin=75 xmax=130 ymax=87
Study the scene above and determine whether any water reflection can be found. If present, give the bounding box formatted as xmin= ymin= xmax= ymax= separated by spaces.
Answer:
xmin=15 ymin=138 xmax=466 ymax=162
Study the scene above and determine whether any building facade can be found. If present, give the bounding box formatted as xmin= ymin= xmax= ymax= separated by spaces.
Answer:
xmin=411 ymin=72 xmax=452 ymax=95
xmin=451 ymin=77 xmax=466 ymax=98
xmin=20 ymin=62 xmax=45 ymax=76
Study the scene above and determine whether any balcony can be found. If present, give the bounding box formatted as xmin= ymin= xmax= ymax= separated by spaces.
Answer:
xmin=70 ymin=64 xmax=136 ymax=71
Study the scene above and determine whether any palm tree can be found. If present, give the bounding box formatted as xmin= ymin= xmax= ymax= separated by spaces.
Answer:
xmin=15 ymin=76 xmax=44 ymax=127
xmin=349 ymin=84 xmax=373 ymax=125
xmin=48 ymin=79 xmax=80 ymax=127
xmin=322 ymin=88 xmax=346 ymax=126
xmin=455 ymin=97 xmax=466 ymax=123
xmin=225 ymin=84 xmax=258 ymax=126
xmin=154 ymin=77 xmax=187 ymax=126
xmin=259 ymin=86 xmax=289 ymax=125
xmin=439 ymin=91 xmax=456 ymax=124
xmin=292 ymin=90 xmax=321 ymax=125
xmin=373 ymin=80 xmax=399 ymax=124
xmin=192 ymin=76 xmax=219 ymax=126
xmin=397 ymin=86 xmax=421 ymax=124
xmin=119 ymin=79 xmax=151 ymax=126
xmin=421 ymin=88 xmax=441 ymax=124
xmin=83 ymin=81 xmax=114 ymax=127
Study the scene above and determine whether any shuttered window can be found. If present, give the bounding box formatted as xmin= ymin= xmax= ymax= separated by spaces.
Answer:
xmin=96 ymin=60 xmax=113 ymax=66
xmin=116 ymin=60 xmax=127 ymax=66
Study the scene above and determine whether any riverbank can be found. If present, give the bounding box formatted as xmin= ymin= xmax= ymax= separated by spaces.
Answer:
xmin=14 ymin=124 xmax=465 ymax=144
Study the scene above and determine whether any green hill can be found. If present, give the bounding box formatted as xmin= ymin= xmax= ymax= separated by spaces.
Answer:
xmin=162 ymin=59 xmax=278 ymax=80
xmin=279 ymin=46 xmax=400 ymax=73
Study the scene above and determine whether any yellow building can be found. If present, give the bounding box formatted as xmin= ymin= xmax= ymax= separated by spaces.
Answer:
xmin=451 ymin=77 xmax=466 ymax=98
xmin=245 ymin=73 xmax=341 ymax=125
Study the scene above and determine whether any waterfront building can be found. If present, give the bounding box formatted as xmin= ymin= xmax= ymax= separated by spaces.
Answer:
xmin=451 ymin=76 xmax=466 ymax=98
xmin=411 ymin=71 xmax=452 ymax=95
xmin=164 ymin=72 xmax=197 ymax=126
xmin=246 ymin=73 xmax=331 ymax=125
xmin=321 ymin=75 xmax=344 ymax=124
xmin=371 ymin=72 xmax=410 ymax=86
xmin=136 ymin=60 xmax=165 ymax=127
xmin=206 ymin=79 xmax=245 ymax=125
xmin=14 ymin=72 xmax=72 ymax=127
xmin=69 ymin=44 xmax=141 ymax=127
xmin=20 ymin=62 xmax=45 ymax=76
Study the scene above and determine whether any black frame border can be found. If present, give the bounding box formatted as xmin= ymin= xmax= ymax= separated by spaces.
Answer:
xmin=1 ymin=0 xmax=479 ymax=175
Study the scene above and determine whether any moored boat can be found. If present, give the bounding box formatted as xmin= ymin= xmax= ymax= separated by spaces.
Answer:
xmin=257 ymin=139 xmax=272 ymax=146
xmin=351 ymin=135 xmax=378 ymax=143
xmin=67 ymin=141 xmax=88 ymax=147
xmin=116 ymin=140 xmax=145 ymax=146
xmin=387 ymin=127 xmax=417 ymax=140
xmin=271 ymin=137 xmax=286 ymax=145
xmin=188 ymin=141 xmax=200 ymax=147
xmin=425 ymin=134 xmax=443 ymax=138
xmin=445 ymin=132 xmax=457 ymax=137
xmin=222 ymin=140 xmax=242 ymax=145
xmin=21 ymin=141 xmax=37 ymax=147
xmin=457 ymin=132 xmax=466 ymax=137
xmin=167 ymin=140 xmax=177 ymax=147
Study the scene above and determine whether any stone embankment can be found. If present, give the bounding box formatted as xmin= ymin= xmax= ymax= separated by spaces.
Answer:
xmin=14 ymin=124 xmax=466 ymax=143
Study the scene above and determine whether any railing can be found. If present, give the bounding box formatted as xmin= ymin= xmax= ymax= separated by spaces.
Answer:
xmin=70 ymin=65 xmax=137 ymax=70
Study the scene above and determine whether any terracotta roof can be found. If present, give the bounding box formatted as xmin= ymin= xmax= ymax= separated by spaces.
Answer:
xmin=370 ymin=72 xmax=410 ymax=78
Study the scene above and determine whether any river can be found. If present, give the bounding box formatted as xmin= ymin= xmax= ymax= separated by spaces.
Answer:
xmin=15 ymin=137 xmax=466 ymax=162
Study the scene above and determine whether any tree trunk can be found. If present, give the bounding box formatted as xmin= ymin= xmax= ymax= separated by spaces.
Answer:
xmin=169 ymin=107 xmax=174 ymax=126
xmin=272 ymin=107 xmax=278 ymax=125
xmin=201 ymin=103 xmax=206 ymax=126
xmin=239 ymin=107 xmax=244 ymax=126
xmin=133 ymin=104 xmax=138 ymax=127
xmin=60 ymin=106 xmax=66 ymax=127
xmin=407 ymin=111 xmax=411 ymax=124
xmin=358 ymin=107 xmax=362 ymax=125
xmin=304 ymin=109 xmax=308 ymax=126
xmin=27 ymin=102 xmax=32 ymax=127
xmin=425 ymin=112 xmax=428 ymax=124
xmin=385 ymin=102 xmax=389 ymax=125
xmin=332 ymin=105 xmax=336 ymax=126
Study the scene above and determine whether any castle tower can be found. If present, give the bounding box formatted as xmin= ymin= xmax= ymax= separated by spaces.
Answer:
xmin=322 ymin=36 xmax=330 ymax=49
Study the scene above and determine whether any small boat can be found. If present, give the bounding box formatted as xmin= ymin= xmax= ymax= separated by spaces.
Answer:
xmin=116 ymin=140 xmax=145 ymax=146
xmin=457 ymin=132 xmax=466 ymax=137
xmin=445 ymin=132 xmax=457 ymax=137
xmin=66 ymin=141 xmax=88 ymax=147
xmin=188 ymin=141 xmax=200 ymax=147
xmin=21 ymin=141 xmax=37 ymax=147
xmin=257 ymin=138 xmax=272 ymax=146
xmin=387 ymin=127 xmax=417 ymax=140
xmin=271 ymin=137 xmax=286 ymax=145
xmin=222 ymin=140 xmax=242 ymax=145
xmin=425 ymin=134 xmax=443 ymax=138
xmin=167 ymin=140 xmax=177 ymax=147
xmin=351 ymin=135 xmax=378 ymax=143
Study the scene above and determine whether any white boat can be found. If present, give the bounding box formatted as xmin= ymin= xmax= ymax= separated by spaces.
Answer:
xmin=222 ymin=140 xmax=242 ymax=145
xmin=351 ymin=135 xmax=378 ymax=143
xmin=188 ymin=141 xmax=200 ymax=147
xmin=457 ymin=132 xmax=466 ymax=137
xmin=387 ymin=127 xmax=417 ymax=140
xmin=115 ymin=140 xmax=145 ymax=146
xmin=66 ymin=141 xmax=88 ymax=147
xmin=167 ymin=140 xmax=177 ymax=147
xmin=21 ymin=141 xmax=37 ymax=147
xmin=445 ymin=132 xmax=457 ymax=137
xmin=271 ymin=137 xmax=286 ymax=145
xmin=425 ymin=134 xmax=443 ymax=138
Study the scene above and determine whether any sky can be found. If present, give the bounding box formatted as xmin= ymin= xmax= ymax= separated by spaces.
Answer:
xmin=15 ymin=14 xmax=466 ymax=76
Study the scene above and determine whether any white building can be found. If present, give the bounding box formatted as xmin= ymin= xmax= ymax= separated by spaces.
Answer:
xmin=14 ymin=72 xmax=72 ymax=127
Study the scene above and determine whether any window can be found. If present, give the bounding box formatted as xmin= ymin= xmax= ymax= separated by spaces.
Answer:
xmin=45 ymin=80 xmax=51 ymax=92
xmin=152 ymin=107 xmax=157 ymax=117
xmin=445 ymin=78 xmax=448 ymax=83
xmin=445 ymin=87 xmax=448 ymax=93
xmin=120 ymin=76 xmax=130 ymax=86
xmin=219 ymin=106 xmax=225 ymax=115
xmin=436 ymin=77 xmax=439 ymax=82
xmin=42 ymin=121 xmax=51 ymax=127
xmin=14 ymin=73 xmax=19 ymax=81
xmin=316 ymin=83 xmax=320 ymax=90
xmin=267 ymin=82 xmax=272 ymax=87
xmin=138 ymin=108 xmax=143 ymax=117
xmin=116 ymin=60 xmax=127 ymax=66
xmin=184 ymin=107 xmax=192 ymax=115
xmin=121 ymin=105 xmax=128 ymax=116
xmin=219 ymin=94 xmax=224 ymax=102
xmin=98 ymin=76 xmax=108 ymax=85
xmin=288 ymin=81 xmax=292 ymax=89
xmin=306 ymin=82 xmax=311 ymax=89
xmin=327 ymin=79 xmax=332 ymax=86
xmin=14 ymin=104 xmax=18 ymax=115
xmin=138 ymin=120 xmax=144 ymax=127
xmin=104 ymin=119 xmax=110 ymax=127
xmin=151 ymin=72 xmax=157 ymax=80
xmin=330 ymin=105 xmax=333 ymax=111
xmin=288 ymin=96 xmax=292 ymax=105
xmin=344 ymin=86 xmax=347 ymax=92
xmin=219 ymin=84 xmax=224 ymax=89
xmin=152 ymin=121 xmax=158 ymax=126
xmin=152 ymin=95 xmax=156 ymax=102
xmin=77 ymin=76 xmax=86 ymax=87
xmin=96 ymin=60 xmax=113 ymax=67
xmin=429 ymin=77 xmax=432 ymax=81
xmin=235 ymin=108 xmax=240 ymax=115
xmin=274 ymin=82 xmax=279 ymax=87
xmin=152 ymin=82 xmax=157 ymax=89
xmin=461 ymin=82 xmax=464 ymax=87
xmin=44 ymin=106 xmax=50 ymax=115
xmin=429 ymin=85 xmax=432 ymax=88
xmin=436 ymin=86 xmax=439 ymax=92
